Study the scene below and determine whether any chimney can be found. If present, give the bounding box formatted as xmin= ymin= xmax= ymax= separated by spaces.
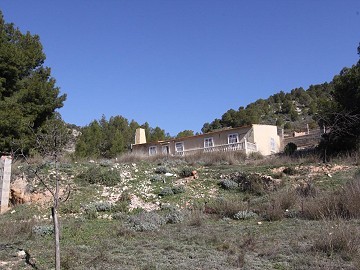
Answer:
xmin=135 ymin=128 xmax=146 ymax=144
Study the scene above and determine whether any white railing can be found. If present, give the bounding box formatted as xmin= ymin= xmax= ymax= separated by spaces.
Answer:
xmin=174 ymin=141 xmax=257 ymax=156
xmin=246 ymin=142 xmax=257 ymax=152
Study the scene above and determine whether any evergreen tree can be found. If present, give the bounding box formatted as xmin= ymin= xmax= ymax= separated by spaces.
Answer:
xmin=176 ymin=130 xmax=194 ymax=138
xmin=0 ymin=11 xmax=66 ymax=153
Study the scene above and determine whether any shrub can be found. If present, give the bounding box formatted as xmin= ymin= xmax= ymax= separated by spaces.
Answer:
xmin=150 ymin=175 xmax=163 ymax=182
xmin=206 ymin=198 xmax=247 ymax=218
xmin=94 ymin=202 xmax=111 ymax=212
xmin=233 ymin=210 xmax=258 ymax=220
xmin=32 ymin=225 xmax=54 ymax=236
xmin=219 ymin=179 xmax=238 ymax=190
xmin=59 ymin=201 xmax=80 ymax=214
xmin=164 ymin=210 xmax=184 ymax=224
xmin=284 ymin=142 xmax=297 ymax=156
xmin=112 ymin=193 xmax=131 ymax=213
xmin=159 ymin=187 xmax=174 ymax=197
xmin=178 ymin=166 xmax=194 ymax=178
xmin=76 ymin=166 xmax=119 ymax=186
xmin=222 ymin=172 xmax=274 ymax=195
xmin=155 ymin=166 xmax=168 ymax=174
xmin=248 ymin=151 xmax=264 ymax=160
xmin=261 ymin=201 xmax=284 ymax=221
xmin=172 ymin=185 xmax=186 ymax=194
xmin=276 ymin=189 xmax=298 ymax=210
xmin=283 ymin=166 xmax=297 ymax=175
xmin=296 ymin=181 xmax=317 ymax=197
xmin=187 ymin=210 xmax=204 ymax=227
xmin=239 ymin=173 xmax=267 ymax=195
xmin=127 ymin=211 xmax=166 ymax=231
xmin=83 ymin=204 xmax=98 ymax=219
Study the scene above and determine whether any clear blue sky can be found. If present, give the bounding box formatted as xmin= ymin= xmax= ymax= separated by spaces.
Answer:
xmin=1 ymin=1 xmax=359 ymax=136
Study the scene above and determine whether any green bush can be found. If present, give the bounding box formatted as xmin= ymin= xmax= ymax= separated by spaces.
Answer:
xmin=159 ymin=187 xmax=174 ymax=197
xmin=233 ymin=210 xmax=258 ymax=220
xmin=150 ymin=175 xmax=163 ymax=182
xmin=59 ymin=201 xmax=80 ymax=214
xmin=179 ymin=167 xmax=194 ymax=178
xmin=284 ymin=142 xmax=297 ymax=156
xmin=127 ymin=211 xmax=166 ymax=231
xmin=76 ymin=166 xmax=120 ymax=186
xmin=93 ymin=202 xmax=111 ymax=212
xmin=172 ymin=185 xmax=186 ymax=194
xmin=155 ymin=166 xmax=168 ymax=174
xmin=164 ymin=210 xmax=184 ymax=224
xmin=32 ymin=225 xmax=54 ymax=236
xmin=83 ymin=204 xmax=98 ymax=219
xmin=219 ymin=179 xmax=238 ymax=190
xmin=283 ymin=166 xmax=297 ymax=175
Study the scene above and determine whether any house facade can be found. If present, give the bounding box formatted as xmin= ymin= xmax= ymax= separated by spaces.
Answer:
xmin=132 ymin=124 xmax=283 ymax=157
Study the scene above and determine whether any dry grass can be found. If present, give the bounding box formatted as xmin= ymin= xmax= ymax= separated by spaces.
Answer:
xmin=301 ymin=172 xmax=360 ymax=220
xmin=205 ymin=198 xmax=249 ymax=218
xmin=184 ymin=151 xmax=247 ymax=166
xmin=313 ymin=219 xmax=360 ymax=260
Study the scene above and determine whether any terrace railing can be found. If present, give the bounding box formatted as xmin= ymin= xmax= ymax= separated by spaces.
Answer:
xmin=174 ymin=139 xmax=257 ymax=156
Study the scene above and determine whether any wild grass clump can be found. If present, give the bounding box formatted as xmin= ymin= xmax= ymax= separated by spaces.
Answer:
xmin=127 ymin=211 xmax=166 ymax=231
xmin=184 ymin=151 xmax=246 ymax=166
xmin=301 ymin=173 xmax=360 ymax=220
xmin=110 ymin=191 xmax=132 ymax=213
xmin=0 ymin=219 xmax=35 ymax=241
xmin=76 ymin=166 xmax=120 ymax=186
xmin=248 ymin=151 xmax=264 ymax=160
xmin=205 ymin=198 xmax=248 ymax=218
xmin=313 ymin=220 xmax=360 ymax=260
xmin=259 ymin=189 xmax=298 ymax=221
xmin=187 ymin=209 xmax=205 ymax=227
xmin=59 ymin=200 xmax=81 ymax=214
xmin=260 ymin=200 xmax=284 ymax=221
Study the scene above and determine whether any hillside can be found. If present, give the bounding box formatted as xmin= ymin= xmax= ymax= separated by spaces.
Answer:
xmin=202 ymin=82 xmax=333 ymax=133
xmin=1 ymin=153 xmax=360 ymax=269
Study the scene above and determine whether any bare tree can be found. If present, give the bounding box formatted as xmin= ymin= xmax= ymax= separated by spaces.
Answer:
xmin=21 ymin=114 xmax=70 ymax=270
xmin=318 ymin=110 xmax=360 ymax=161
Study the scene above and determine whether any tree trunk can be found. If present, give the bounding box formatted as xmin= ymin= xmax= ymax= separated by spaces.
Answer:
xmin=54 ymin=150 xmax=60 ymax=270
xmin=52 ymin=207 xmax=60 ymax=270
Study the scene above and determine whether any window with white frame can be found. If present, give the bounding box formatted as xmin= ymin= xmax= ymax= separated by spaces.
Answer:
xmin=228 ymin=133 xmax=239 ymax=144
xmin=204 ymin=137 xmax=214 ymax=148
xmin=270 ymin=138 xmax=276 ymax=152
xmin=149 ymin=146 xmax=157 ymax=156
xmin=175 ymin=142 xmax=184 ymax=153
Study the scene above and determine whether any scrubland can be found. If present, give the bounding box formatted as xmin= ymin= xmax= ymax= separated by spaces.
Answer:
xmin=1 ymin=151 xmax=360 ymax=269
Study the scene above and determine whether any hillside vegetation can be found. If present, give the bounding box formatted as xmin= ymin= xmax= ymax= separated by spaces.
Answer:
xmin=1 ymin=153 xmax=360 ymax=269
xmin=202 ymin=83 xmax=332 ymax=133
